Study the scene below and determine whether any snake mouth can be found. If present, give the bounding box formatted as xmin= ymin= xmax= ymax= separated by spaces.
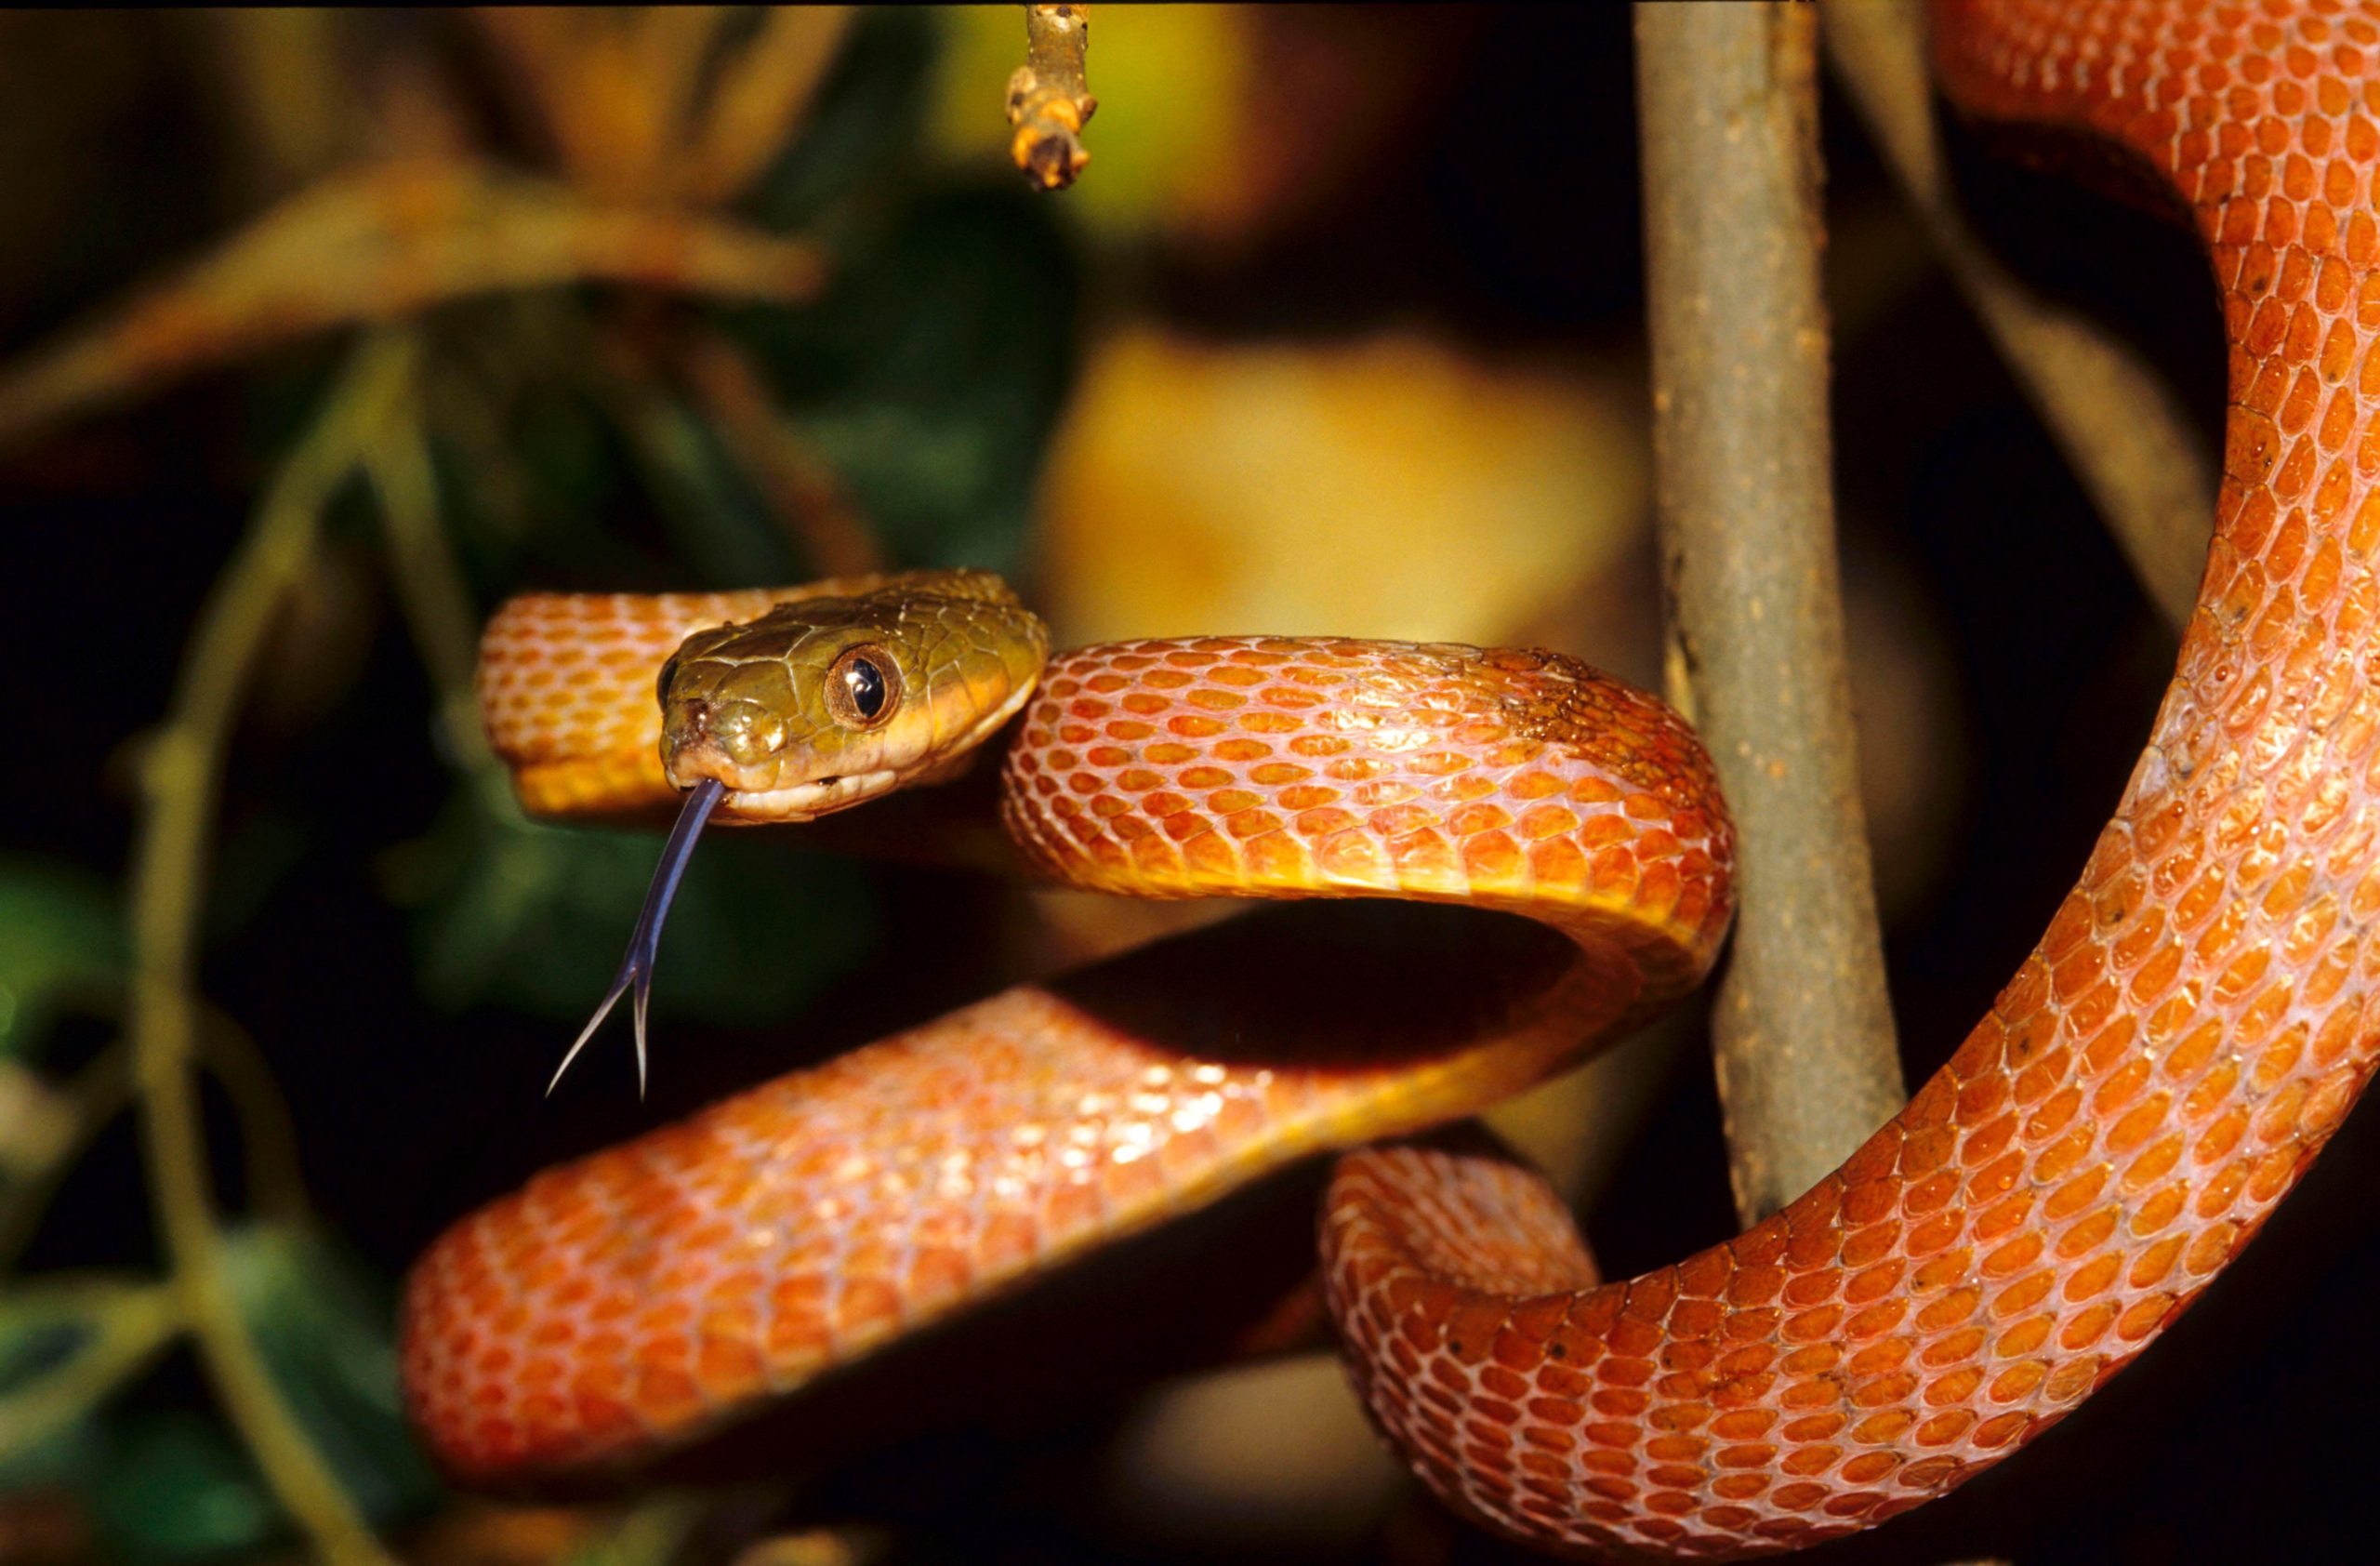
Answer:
xmin=717 ymin=769 xmax=899 ymax=823
xmin=662 ymin=723 xmax=898 ymax=823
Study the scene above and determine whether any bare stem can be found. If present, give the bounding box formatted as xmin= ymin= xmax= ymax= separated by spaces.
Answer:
xmin=127 ymin=332 xmax=416 ymax=1566
xmin=1636 ymin=1 xmax=1907 ymax=1224
xmin=195 ymin=1003 xmax=314 ymax=1230
xmin=1008 ymin=5 xmax=1095 ymax=190
xmin=1823 ymin=0 xmax=2213 ymax=631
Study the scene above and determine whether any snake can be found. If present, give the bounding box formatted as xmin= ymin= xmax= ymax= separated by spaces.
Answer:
xmin=400 ymin=0 xmax=2380 ymax=1557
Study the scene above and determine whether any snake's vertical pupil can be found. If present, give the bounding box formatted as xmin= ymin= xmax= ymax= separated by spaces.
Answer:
xmin=843 ymin=658 xmax=886 ymax=720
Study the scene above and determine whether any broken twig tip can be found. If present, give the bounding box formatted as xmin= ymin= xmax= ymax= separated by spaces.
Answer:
xmin=1007 ymin=5 xmax=1094 ymax=191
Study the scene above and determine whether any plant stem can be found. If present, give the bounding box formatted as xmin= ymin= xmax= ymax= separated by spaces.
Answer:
xmin=360 ymin=367 xmax=485 ymax=762
xmin=127 ymin=332 xmax=416 ymax=1566
xmin=1008 ymin=5 xmax=1093 ymax=190
xmin=1636 ymin=0 xmax=1907 ymax=1224
xmin=196 ymin=1002 xmax=314 ymax=1229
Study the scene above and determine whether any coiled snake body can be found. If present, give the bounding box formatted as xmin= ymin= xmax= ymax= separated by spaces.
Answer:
xmin=403 ymin=2 xmax=2380 ymax=1556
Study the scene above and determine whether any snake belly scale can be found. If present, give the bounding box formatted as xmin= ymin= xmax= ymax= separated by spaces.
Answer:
xmin=403 ymin=1 xmax=2380 ymax=1558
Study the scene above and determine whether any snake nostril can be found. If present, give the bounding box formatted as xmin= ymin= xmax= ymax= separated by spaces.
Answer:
xmin=698 ymin=704 xmax=787 ymax=766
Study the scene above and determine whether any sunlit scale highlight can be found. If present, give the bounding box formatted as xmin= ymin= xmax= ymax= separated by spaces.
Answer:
xmin=1000 ymin=638 xmax=1726 ymax=991
xmin=1314 ymin=0 xmax=2380 ymax=1556
xmin=404 ymin=0 xmax=2380 ymax=1554
xmin=403 ymin=638 xmax=1733 ymax=1480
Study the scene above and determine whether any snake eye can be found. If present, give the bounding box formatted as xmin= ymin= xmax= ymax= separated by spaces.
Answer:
xmin=655 ymin=653 xmax=681 ymax=711
xmin=825 ymin=644 xmax=900 ymax=729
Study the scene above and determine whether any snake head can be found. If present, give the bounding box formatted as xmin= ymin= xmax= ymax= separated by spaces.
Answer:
xmin=552 ymin=572 xmax=1050 ymax=1096
xmin=657 ymin=573 xmax=1051 ymax=823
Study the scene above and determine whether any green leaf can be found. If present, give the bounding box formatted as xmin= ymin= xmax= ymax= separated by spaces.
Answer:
xmin=0 ymin=856 xmax=126 ymax=1058
xmin=90 ymin=1412 xmax=280 ymax=1565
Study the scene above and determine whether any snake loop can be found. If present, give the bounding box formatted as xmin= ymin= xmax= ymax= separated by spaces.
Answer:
xmin=403 ymin=2 xmax=2380 ymax=1557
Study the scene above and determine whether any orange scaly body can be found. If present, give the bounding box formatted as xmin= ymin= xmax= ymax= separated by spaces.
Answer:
xmin=405 ymin=1 xmax=2380 ymax=1557
xmin=405 ymin=640 xmax=1731 ymax=1480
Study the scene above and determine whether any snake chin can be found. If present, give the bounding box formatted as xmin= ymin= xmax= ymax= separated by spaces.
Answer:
xmin=718 ymin=768 xmax=899 ymax=823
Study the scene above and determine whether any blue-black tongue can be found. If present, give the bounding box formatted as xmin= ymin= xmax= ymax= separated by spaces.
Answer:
xmin=547 ymin=776 xmax=726 ymax=1098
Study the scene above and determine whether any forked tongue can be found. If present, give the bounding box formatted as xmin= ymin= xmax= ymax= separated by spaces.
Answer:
xmin=548 ymin=777 xmax=725 ymax=1097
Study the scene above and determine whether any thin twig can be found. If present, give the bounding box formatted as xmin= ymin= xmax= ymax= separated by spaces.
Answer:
xmin=194 ymin=1004 xmax=314 ymax=1230
xmin=1007 ymin=5 xmax=1095 ymax=190
xmin=0 ymin=1007 xmax=309 ymax=1276
xmin=128 ymin=333 xmax=416 ymax=1566
xmin=1823 ymin=0 xmax=2213 ymax=630
xmin=1636 ymin=1 xmax=1907 ymax=1225
xmin=360 ymin=363 xmax=487 ymax=762
xmin=360 ymin=350 xmax=544 ymax=901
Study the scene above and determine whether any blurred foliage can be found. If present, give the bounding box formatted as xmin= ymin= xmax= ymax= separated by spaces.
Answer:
xmin=0 ymin=1237 xmax=426 ymax=1566
xmin=389 ymin=794 xmax=877 ymax=1024
xmin=0 ymin=1281 xmax=174 ymax=1493
xmin=724 ymin=186 xmax=1078 ymax=575
xmin=744 ymin=10 xmax=936 ymax=233
xmin=0 ymin=860 xmax=123 ymax=1063
xmin=0 ymin=1228 xmax=432 ymax=1564
xmin=0 ymin=7 xmax=1081 ymax=1561
xmin=218 ymin=1227 xmax=438 ymax=1535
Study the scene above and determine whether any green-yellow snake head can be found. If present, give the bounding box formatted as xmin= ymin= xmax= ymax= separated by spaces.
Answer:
xmin=556 ymin=569 xmax=1049 ymax=1095
xmin=657 ymin=570 xmax=1051 ymax=823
